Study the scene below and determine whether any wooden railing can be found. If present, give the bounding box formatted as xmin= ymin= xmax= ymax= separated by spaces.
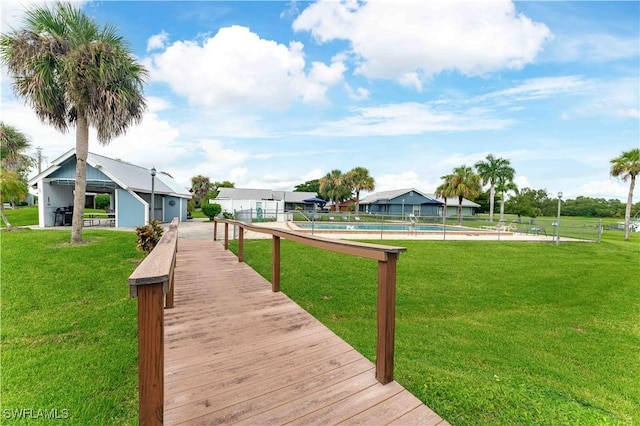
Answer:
xmin=214 ymin=218 xmax=407 ymax=384
xmin=128 ymin=217 xmax=178 ymax=426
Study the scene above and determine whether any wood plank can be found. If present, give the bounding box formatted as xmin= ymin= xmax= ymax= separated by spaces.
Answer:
xmin=164 ymin=239 xmax=448 ymax=426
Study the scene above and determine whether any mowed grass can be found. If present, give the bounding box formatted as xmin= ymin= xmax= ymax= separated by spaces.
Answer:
xmin=231 ymin=232 xmax=639 ymax=425
xmin=1 ymin=228 xmax=143 ymax=424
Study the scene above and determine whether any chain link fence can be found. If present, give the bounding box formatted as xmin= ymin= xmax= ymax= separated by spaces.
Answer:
xmin=230 ymin=209 xmax=614 ymax=242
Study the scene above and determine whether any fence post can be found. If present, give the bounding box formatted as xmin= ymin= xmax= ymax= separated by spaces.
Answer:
xmin=137 ymin=282 xmax=164 ymax=425
xmin=272 ymin=236 xmax=280 ymax=292
xmin=376 ymin=252 xmax=398 ymax=384
xmin=213 ymin=220 xmax=217 ymax=241
xmin=238 ymin=225 xmax=244 ymax=262
xmin=224 ymin=222 xmax=229 ymax=250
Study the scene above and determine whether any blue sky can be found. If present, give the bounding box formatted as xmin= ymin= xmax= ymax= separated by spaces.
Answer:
xmin=2 ymin=1 xmax=639 ymax=200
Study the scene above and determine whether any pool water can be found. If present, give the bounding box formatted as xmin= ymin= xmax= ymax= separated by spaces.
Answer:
xmin=297 ymin=223 xmax=465 ymax=232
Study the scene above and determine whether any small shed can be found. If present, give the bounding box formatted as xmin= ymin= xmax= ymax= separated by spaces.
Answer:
xmin=28 ymin=149 xmax=191 ymax=228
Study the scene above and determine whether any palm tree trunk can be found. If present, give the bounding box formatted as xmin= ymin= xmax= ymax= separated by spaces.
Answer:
xmin=457 ymin=196 xmax=463 ymax=225
xmin=489 ymin=184 xmax=495 ymax=223
xmin=355 ymin=190 xmax=360 ymax=215
xmin=0 ymin=203 xmax=11 ymax=228
xmin=624 ymin=176 xmax=635 ymax=241
xmin=499 ymin=191 xmax=506 ymax=222
xmin=71 ymin=113 xmax=89 ymax=244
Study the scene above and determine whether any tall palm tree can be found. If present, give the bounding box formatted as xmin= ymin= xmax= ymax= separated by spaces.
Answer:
xmin=439 ymin=166 xmax=482 ymax=225
xmin=435 ymin=178 xmax=454 ymax=222
xmin=1 ymin=3 xmax=147 ymax=243
xmin=191 ymin=175 xmax=212 ymax=207
xmin=610 ymin=148 xmax=640 ymax=241
xmin=0 ymin=123 xmax=33 ymax=227
xmin=346 ymin=166 xmax=375 ymax=215
xmin=475 ymin=154 xmax=515 ymax=223
xmin=495 ymin=177 xmax=518 ymax=222
xmin=319 ymin=169 xmax=351 ymax=210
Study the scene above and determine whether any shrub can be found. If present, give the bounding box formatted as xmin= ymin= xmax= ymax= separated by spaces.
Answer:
xmin=95 ymin=194 xmax=111 ymax=210
xmin=223 ymin=211 xmax=234 ymax=219
xmin=135 ymin=220 xmax=164 ymax=254
xmin=201 ymin=203 xmax=222 ymax=220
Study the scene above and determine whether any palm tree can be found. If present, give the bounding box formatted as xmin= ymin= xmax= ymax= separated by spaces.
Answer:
xmin=439 ymin=166 xmax=482 ymax=225
xmin=191 ymin=175 xmax=212 ymax=207
xmin=319 ymin=169 xmax=352 ymax=210
xmin=1 ymin=3 xmax=147 ymax=243
xmin=0 ymin=123 xmax=32 ymax=227
xmin=346 ymin=167 xmax=375 ymax=215
xmin=475 ymin=154 xmax=515 ymax=223
xmin=495 ymin=177 xmax=518 ymax=222
xmin=610 ymin=148 xmax=640 ymax=241
xmin=435 ymin=178 xmax=454 ymax=223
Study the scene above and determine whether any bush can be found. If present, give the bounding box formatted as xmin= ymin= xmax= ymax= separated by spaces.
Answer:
xmin=95 ymin=194 xmax=111 ymax=210
xmin=201 ymin=203 xmax=222 ymax=220
xmin=135 ymin=220 xmax=164 ymax=254
xmin=222 ymin=211 xmax=234 ymax=219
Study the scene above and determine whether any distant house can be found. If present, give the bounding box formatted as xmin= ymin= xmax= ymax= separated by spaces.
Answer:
xmin=359 ymin=188 xmax=480 ymax=218
xmin=28 ymin=149 xmax=191 ymax=228
xmin=214 ymin=188 xmax=319 ymax=220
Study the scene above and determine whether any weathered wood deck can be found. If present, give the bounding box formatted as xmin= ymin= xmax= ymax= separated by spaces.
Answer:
xmin=165 ymin=239 xmax=449 ymax=425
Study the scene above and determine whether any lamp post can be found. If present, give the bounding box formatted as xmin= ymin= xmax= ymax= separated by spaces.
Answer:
xmin=150 ymin=167 xmax=156 ymax=223
xmin=402 ymin=199 xmax=405 ymax=222
xmin=556 ymin=191 xmax=562 ymax=245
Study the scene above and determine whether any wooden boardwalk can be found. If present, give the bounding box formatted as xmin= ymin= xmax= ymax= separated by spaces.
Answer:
xmin=164 ymin=239 xmax=449 ymax=425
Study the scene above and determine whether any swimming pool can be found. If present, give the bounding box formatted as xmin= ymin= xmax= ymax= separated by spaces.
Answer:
xmin=296 ymin=223 xmax=466 ymax=232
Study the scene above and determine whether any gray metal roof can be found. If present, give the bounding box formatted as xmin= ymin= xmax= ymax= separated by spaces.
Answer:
xmin=360 ymin=188 xmax=480 ymax=207
xmin=360 ymin=188 xmax=429 ymax=204
xmin=29 ymin=149 xmax=191 ymax=198
xmin=216 ymin=188 xmax=318 ymax=203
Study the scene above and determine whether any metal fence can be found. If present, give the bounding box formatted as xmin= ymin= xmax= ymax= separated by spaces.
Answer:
xmin=230 ymin=209 xmax=610 ymax=242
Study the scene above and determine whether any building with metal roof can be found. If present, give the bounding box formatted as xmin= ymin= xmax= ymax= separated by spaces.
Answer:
xmin=28 ymin=149 xmax=191 ymax=228
xmin=359 ymin=188 xmax=480 ymax=218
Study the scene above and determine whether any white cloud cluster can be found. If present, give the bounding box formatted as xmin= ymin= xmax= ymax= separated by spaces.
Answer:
xmin=304 ymin=102 xmax=514 ymax=136
xmin=293 ymin=0 xmax=552 ymax=90
xmin=146 ymin=31 xmax=169 ymax=52
xmin=145 ymin=25 xmax=345 ymax=109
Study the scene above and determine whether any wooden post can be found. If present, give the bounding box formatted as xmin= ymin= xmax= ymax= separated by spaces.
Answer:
xmin=137 ymin=282 xmax=164 ymax=425
xmin=213 ymin=220 xmax=218 ymax=241
xmin=238 ymin=225 xmax=244 ymax=262
xmin=272 ymin=236 xmax=280 ymax=292
xmin=376 ymin=253 xmax=398 ymax=384
xmin=224 ymin=223 xmax=229 ymax=250
xmin=165 ymin=264 xmax=175 ymax=310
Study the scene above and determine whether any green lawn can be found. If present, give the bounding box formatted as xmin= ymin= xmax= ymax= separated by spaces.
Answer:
xmin=1 ymin=228 xmax=142 ymax=424
xmin=230 ymin=232 xmax=640 ymax=425
xmin=1 ymin=206 xmax=39 ymax=228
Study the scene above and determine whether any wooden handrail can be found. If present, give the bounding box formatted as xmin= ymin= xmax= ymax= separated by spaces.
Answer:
xmin=214 ymin=218 xmax=407 ymax=384
xmin=128 ymin=217 xmax=179 ymax=426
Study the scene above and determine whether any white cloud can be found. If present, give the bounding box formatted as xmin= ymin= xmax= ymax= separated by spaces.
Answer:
xmin=575 ymin=179 xmax=637 ymax=200
xmin=146 ymin=31 xmax=170 ymax=52
xmin=479 ymin=75 xmax=589 ymax=103
xmin=545 ymin=33 xmax=640 ymax=64
xmin=344 ymin=84 xmax=370 ymax=101
xmin=304 ymin=102 xmax=513 ymax=136
xmin=375 ymin=171 xmax=437 ymax=193
xmin=146 ymin=25 xmax=345 ymax=109
xmin=293 ymin=0 xmax=551 ymax=86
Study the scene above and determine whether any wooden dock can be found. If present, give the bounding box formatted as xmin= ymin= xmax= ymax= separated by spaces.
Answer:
xmin=164 ymin=239 xmax=449 ymax=425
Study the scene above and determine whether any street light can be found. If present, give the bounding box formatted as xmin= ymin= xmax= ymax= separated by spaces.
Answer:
xmin=402 ymin=199 xmax=405 ymax=221
xmin=556 ymin=191 xmax=563 ymax=245
xmin=150 ymin=167 xmax=156 ymax=223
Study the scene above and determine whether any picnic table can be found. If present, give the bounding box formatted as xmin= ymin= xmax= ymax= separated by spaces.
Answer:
xmin=83 ymin=212 xmax=115 ymax=227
